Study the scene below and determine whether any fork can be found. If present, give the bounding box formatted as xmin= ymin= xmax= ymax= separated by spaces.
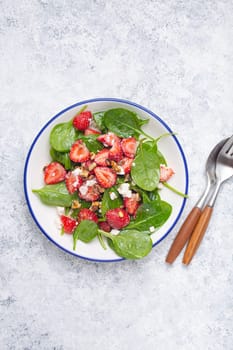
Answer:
xmin=183 ymin=135 xmax=233 ymax=265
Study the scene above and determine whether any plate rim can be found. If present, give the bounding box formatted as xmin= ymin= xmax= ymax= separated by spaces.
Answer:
xmin=24 ymin=97 xmax=189 ymax=263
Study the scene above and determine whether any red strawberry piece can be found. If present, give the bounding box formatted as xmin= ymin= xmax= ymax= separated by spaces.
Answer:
xmin=73 ymin=111 xmax=92 ymax=131
xmin=78 ymin=208 xmax=98 ymax=223
xmin=121 ymin=137 xmax=137 ymax=158
xmin=99 ymin=221 xmax=111 ymax=232
xmin=109 ymin=138 xmax=123 ymax=162
xmin=79 ymin=180 xmax=100 ymax=201
xmin=69 ymin=140 xmax=90 ymax=163
xmin=97 ymin=132 xmax=118 ymax=147
xmin=60 ymin=215 xmax=77 ymax=234
xmin=118 ymin=157 xmax=134 ymax=174
xmin=124 ymin=194 xmax=140 ymax=215
xmin=94 ymin=166 xmax=117 ymax=188
xmin=65 ymin=171 xmax=83 ymax=194
xmin=106 ymin=208 xmax=130 ymax=229
xmin=159 ymin=165 xmax=175 ymax=182
xmin=44 ymin=162 xmax=66 ymax=185
xmin=84 ymin=128 xmax=101 ymax=136
xmin=94 ymin=149 xmax=110 ymax=166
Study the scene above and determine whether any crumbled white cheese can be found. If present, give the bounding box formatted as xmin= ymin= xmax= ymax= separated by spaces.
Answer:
xmin=132 ymin=162 xmax=135 ymax=167
xmin=56 ymin=207 xmax=65 ymax=215
xmin=72 ymin=167 xmax=82 ymax=176
xmin=149 ymin=226 xmax=155 ymax=233
xmin=157 ymin=183 xmax=163 ymax=190
xmin=79 ymin=178 xmax=97 ymax=196
xmin=110 ymin=229 xmax=120 ymax=236
xmin=54 ymin=217 xmax=62 ymax=230
xmin=116 ymin=166 xmax=125 ymax=175
xmin=110 ymin=192 xmax=117 ymax=200
xmin=118 ymin=183 xmax=132 ymax=198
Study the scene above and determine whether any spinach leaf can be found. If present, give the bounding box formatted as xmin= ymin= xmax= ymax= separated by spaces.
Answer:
xmin=126 ymin=200 xmax=172 ymax=232
xmin=50 ymin=148 xmax=73 ymax=170
xmin=32 ymin=182 xmax=78 ymax=207
xmin=109 ymin=230 xmax=152 ymax=259
xmin=157 ymin=150 xmax=167 ymax=166
xmin=79 ymin=135 xmax=103 ymax=153
xmin=101 ymin=187 xmax=123 ymax=216
xmin=73 ymin=220 xmax=98 ymax=249
xmin=93 ymin=111 xmax=107 ymax=132
xmin=50 ymin=122 xmax=80 ymax=152
xmin=103 ymin=108 xmax=144 ymax=138
xmin=131 ymin=141 xmax=160 ymax=191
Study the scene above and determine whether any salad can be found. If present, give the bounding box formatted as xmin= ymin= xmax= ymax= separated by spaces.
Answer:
xmin=33 ymin=107 xmax=183 ymax=260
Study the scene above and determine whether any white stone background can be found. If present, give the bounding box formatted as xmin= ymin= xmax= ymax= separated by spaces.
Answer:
xmin=1 ymin=1 xmax=233 ymax=349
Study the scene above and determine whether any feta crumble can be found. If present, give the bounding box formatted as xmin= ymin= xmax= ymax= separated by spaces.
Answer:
xmin=118 ymin=183 xmax=132 ymax=198
xmin=110 ymin=229 xmax=120 ymax=236
xmin=110 ymin=192 xmax=117 ymax=200
xmin=149 ymin=226 xmax=155 ymax=233
xmin=79 ymin=179 xmax=97 ymax=196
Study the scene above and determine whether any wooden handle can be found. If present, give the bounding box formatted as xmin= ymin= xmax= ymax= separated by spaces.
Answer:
xmin=166 ymin=207 xmax=202 ymax=264
xmin=182 ymin=206 xmax=213 ymax=265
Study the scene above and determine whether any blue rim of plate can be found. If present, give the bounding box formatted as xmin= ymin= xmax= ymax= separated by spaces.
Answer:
xmin=24 ymin=97 xmax=189 ymax=263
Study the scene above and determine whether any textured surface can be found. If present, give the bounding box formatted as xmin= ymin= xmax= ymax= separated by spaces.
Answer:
xmin=1 ymin=1 xmax=233 ymax=349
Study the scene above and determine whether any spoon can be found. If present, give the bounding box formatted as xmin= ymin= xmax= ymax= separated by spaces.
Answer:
xmin=166 ymin=138 xmax=228 ymax=264
xmin=183 ymin=135 xmax=233 ymax=264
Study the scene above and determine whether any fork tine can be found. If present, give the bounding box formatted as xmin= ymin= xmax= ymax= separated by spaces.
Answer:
xmin=219 ymin=135 xmax=233 ymax=155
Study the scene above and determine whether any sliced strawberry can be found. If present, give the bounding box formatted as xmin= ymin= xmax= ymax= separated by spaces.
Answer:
xmin=60 ymin=215 xmax=77 ymax=234
xmin=95 ymin=149 xmax=110 ymax=166
xmin=65 ymin=171 xmax=83 ymax=194
xmin=99 ymin=221 xmax=111 ymax=232
xmin=69 ymin=140 xmax=90 ymax=163
xmin=106 ymin=208 xmax=130 ymax=229
xmin=44 ymin=162 xmax=66 ymax=184
xmin=124 ymin=194 xmax=140 ymax=215
xmin=97 ymin=132 xmax=118 ymax=147
xmin=109 ymin=138 xmax=123 ymax=162
xmin=78 ymin=208 xmax=98 ymax=223
xmin=84 ymin=128 xmax=101 ymax=136
xmin=121 ymin=137 xmax=137 ymax=158
xmin=159 ymin=165 xmax=175 ymax=182
xmin=94 ymin=166 xmax=117 ymax=188
xmin=73 ymin=111 xmax=92 ymax=131
xmin=118 ymin=157 xmax=134 ymax=174
xmin=79 ymin=180 xmax=100 ymax=201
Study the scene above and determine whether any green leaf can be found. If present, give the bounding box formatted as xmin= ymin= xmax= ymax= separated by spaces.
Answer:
xmin=131 ymin=141 xmax=160 ymax=191
xmin=32 ymin=182 xmax=78 ymax=207
xmin=101 ymin=187 xmax=123 ymax=216
xmin=50 ymin=122 xmax=80 ymax=152
xmin=50 ymin=148 xmax=73 ymax=170
xmin=126 ymin=200 xmax=172 ymax=232
xmin=93 ymin=111 xmax=107 ymax=132
xmin=79 ymin=135 xmax=103 ymax=153
xmin=157 ymin=150 xmax=167 ymax=166
xmin=110 ymin=230 xmax=152 ymax=259
xmin=73 ymin=220 xmax=98 ymax=249
xmin=103 ymin=108 xmax=143 ymax=138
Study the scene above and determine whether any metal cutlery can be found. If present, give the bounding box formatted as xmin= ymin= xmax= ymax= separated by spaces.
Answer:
xmin=166 ymin=137 xmax=230 ymax=264
xmin=183 ymin=135 xmax=233 ymax=264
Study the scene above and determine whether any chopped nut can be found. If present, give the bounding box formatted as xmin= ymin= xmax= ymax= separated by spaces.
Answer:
xmin=135 ymin=193 xmax=141 ymax=201
xmin=90 ymin=152 xmax=96 ymax=160
xmin=71 ymin=200 xmax=81 ymax=209
xmin=111 ymin=160 xmax=121 ymax=173
xmin=80 ymin=167 xmax=89 ymax=177
xmin=124 ymin=174 xmax=131 ymax=182
xmin=88 ymin=162 xmax=97 ymax=171
xmin=118 ymin=210 xmax=124 ymax=218
xmin=96 ymin=184 xmax=105 ymax=193
xmin=90 ymin=201 xmax=101 ymax=212
xmin=87 ymin=174 xmax=95 ymax=180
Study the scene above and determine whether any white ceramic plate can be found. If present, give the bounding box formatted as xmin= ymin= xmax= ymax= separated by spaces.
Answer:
xmin=24 ymin=98 xmax=189 ymax=262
